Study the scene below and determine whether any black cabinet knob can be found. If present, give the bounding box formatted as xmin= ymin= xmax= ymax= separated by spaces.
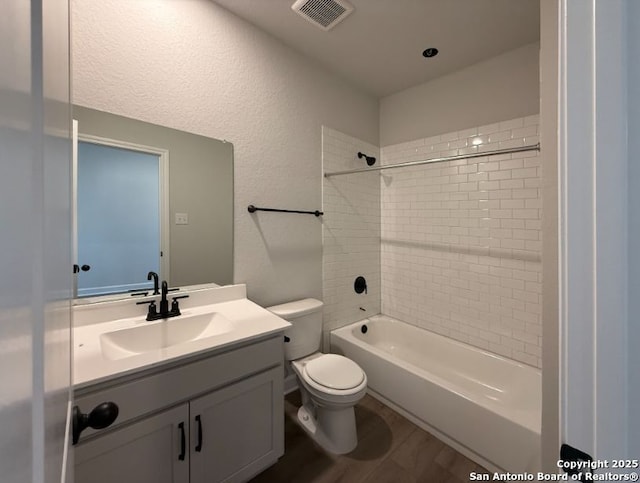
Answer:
xmin=72 ymin=402 xmax=119 ymax=445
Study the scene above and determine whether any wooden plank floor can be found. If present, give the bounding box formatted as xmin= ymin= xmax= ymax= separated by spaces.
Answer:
xmin=251 ymin=391 xmax=489 ymax=483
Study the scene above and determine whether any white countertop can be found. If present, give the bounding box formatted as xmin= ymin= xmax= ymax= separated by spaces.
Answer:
xmin=73 ymin=285 xmax=290 ymax=389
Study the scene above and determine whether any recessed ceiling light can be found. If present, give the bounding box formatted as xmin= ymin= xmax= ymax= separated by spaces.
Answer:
xmin=422 ymin=48 xmax=439 ymax=58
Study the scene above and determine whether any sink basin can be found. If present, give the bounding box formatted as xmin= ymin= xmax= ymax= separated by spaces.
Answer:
xmin=100 ymin=312 xmax=234 ymax=360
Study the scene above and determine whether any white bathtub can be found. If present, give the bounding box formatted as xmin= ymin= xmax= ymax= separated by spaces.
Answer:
xmin=331 ymin=315 xmax=541 ymax=473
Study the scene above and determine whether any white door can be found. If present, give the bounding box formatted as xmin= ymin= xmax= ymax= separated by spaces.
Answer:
xmin=626 ymin=0 xmax=640 ymax=460
xmin=558 ymin=0 xmax=633 ymax=473
xmin=0 ymin=1 xmax=72 ymax=482
xmin=76 ymin=140 xmax=162 ymax=296
xmin=71 ymin=130 xmax=170 ymax=298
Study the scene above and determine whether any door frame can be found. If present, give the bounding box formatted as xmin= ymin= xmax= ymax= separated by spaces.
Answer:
xmin=556 ymin=0 xmax=629 ymax=465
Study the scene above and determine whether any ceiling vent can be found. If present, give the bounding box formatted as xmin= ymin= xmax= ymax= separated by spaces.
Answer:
xmin=291 ymin=0 xmax=354 ymax=31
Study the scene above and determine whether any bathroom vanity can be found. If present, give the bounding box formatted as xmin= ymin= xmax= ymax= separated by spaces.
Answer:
xmin=72 ymin=284 xmax=290 ymax=483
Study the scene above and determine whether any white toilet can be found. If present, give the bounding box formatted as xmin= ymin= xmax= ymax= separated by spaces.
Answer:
xmin=267 ymin=298 xmax=367 ymax=454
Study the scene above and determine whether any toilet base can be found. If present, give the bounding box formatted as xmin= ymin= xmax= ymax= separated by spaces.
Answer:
xmin=296 ymin=403 xmax=357 ymax=455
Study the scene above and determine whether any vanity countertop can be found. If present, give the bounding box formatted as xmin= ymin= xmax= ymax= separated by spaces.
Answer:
xmin=73 ymin=284 xmax=290 ymax=389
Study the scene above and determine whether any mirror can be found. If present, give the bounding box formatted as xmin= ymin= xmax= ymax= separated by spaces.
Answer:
xmin=73 ymin=105 xmax=233 ymax=302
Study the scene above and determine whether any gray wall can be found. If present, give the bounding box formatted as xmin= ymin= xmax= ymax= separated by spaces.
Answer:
xmin=628 ymin=0 xmax=640 ymax=459
xmin=380 ymin=42 xmax=540 ymax=146
xmin=74 ymin=106 xmax=234 ymax=288
xmin=72 ymin=0 xmax=379 ymax=307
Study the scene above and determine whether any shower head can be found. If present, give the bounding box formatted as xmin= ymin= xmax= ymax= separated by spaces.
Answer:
xmin=357 ymin=152 xmax=376 ymax=166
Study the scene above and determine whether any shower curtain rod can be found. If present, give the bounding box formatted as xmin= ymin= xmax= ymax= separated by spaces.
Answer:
xmin=324 ymin=143 xmax=540 ymax=178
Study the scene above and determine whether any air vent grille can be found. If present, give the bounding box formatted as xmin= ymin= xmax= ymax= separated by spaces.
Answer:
xmin=292 ymin=0 xmax=354 ymax=31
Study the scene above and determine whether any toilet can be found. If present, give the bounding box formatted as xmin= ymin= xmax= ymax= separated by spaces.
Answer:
xmin=267 ymin=298 xmax=367 ymax=454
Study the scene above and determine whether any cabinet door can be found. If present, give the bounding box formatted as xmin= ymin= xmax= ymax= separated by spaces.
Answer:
xmin=190 ymin=367 xmax=284 ymax=483
xmin=75 ymin=404 xmax=190 ymax=483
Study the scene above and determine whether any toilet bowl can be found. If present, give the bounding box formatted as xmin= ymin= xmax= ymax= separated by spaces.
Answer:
xmin=267 ymin=299 xmax=367 ymax=454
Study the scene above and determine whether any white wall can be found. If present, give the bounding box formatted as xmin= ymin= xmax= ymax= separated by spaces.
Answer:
xmin=380 ymin=116 xmax=542 ymax=367
xmin=72 ymin=0 xmax=379 ymax=306
xmin=322 ymin=127 xmax=381 ymax=350
xmin=380 ymin=43 xmax=540 ymax=146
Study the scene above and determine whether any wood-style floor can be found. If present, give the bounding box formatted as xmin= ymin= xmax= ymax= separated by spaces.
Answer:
xmin=251 ymin=391 xmax=489 ymax=483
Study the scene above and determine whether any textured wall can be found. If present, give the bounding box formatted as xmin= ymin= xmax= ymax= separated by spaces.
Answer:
xmin=380 ymin=115 xmax=542 ymax=367
xmin=72 ymin=0 xmax=379 ymax=306
xmin=322 ymin=127 xmax=380 ymax=350
xmin=380 ymin=43 xmax=540 ymax=146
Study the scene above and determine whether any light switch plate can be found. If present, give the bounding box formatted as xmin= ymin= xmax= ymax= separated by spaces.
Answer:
xmin=175 ymin=213 xmax=189 ymax=225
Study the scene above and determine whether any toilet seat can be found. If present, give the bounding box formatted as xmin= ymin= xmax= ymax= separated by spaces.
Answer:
xmin=293 ymin=353 xmax=367 ymax=399
xmin=305 ymin=354 xmax=364 ymax=390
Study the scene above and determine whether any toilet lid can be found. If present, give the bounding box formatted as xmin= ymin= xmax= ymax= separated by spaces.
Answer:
xmin=305 ymin=354 xmax=364 ymax=390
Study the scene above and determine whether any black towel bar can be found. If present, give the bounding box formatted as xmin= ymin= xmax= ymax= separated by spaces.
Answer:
xmin=247 ymin=205 xmax=323 ymax=217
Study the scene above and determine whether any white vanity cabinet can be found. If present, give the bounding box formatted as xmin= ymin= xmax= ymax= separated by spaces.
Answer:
xmin=74 ymin=336 xmax=284 ymax=483
xmin=75 ymin=404 xmax=190 ymax=483
xmin=189 ymin=368 xmax=281 ymax=482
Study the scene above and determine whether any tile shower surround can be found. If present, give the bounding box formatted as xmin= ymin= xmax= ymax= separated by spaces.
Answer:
xmin=322 ymin=127 xmax=381 ymax=350
xmin=323 ymin=115 xmax=542 ymax=367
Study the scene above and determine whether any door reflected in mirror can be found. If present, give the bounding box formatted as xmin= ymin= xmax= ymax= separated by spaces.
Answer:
xmin=76 ymin=139 xmax=166 ymax=297
xmin=73 ymin=106 xmax=233 ymax=301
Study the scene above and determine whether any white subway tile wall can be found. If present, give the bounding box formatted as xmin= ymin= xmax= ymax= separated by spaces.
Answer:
xmin=322 ymin=127 xmax=381 ymax=350
xmin=380 ymin=115 xmax=542 ymax=367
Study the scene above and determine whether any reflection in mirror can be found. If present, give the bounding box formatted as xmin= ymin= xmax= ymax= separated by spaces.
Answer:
xmin=73 ymin=106 xmax=233 ymax=302
xmin=76 ymin=138 xmax=167 ymax=297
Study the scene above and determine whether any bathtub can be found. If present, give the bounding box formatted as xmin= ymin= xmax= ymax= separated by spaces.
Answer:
xmin=331 ymin=315 xmax=541 ymax=473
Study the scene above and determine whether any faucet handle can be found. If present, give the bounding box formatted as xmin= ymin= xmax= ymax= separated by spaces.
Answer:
xmin=136 ymin=299 xmax=156 ymax=305
xmin=136 ymin=299 xmax=158 ymax=320
xmin=170 ymin=295 xmax=189 ymax=315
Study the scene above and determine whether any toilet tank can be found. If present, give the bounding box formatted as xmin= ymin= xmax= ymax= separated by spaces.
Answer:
xmin=267 ymin=298 xmax=323 ymax=361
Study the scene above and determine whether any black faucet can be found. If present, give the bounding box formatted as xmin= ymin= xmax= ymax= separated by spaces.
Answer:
xmin=147 ymin=271 xmax=160 ymax=295
xmin=159 ymin=281 xmax=170 ymax=315
xmin=136 ymin=280 xmax=189 ymax=321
